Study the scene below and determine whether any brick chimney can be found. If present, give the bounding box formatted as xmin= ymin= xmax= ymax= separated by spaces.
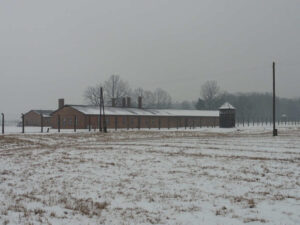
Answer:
xmin=111 ymin=98 xmax=116 ymax=107
xmin=138 ymin=96 xmax=142 ymax=109
xmin=127 ymin=97 xmax=131 ymax=108
xmin=122 ymin=98 xmax=126 ymax=107
xmin=58 ymin=99 xmax=64 ymax=109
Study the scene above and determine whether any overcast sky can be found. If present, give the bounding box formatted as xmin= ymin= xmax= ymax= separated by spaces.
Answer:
xmin=1 ymin=0 xmax=300 ymax=119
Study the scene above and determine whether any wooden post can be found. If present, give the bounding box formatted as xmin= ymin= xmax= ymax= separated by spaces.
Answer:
xmin=138 ymin=117 xmax=140 ymax=130
xmin=88 ymin=115 xmax=91 ymax=131
xmin=127 ymin=116 xmax=129 ymax=130
xmin=58 ymin=115 xmax=60 ymax=133
xmin=100 ymin=87 xmax=107 ymax=133
xmin=167 ymin=118 xmax=170 ymax=130
xmin=1 ymin=113 xmax=4 ymax=134
xmin=273 ymin=62 xmax=277 ymax=136
xmin=74 ymin=115 xmax=77 ymax=132
xmin=22 ymin=114 xmax=25 ymax=133
xmin=158 ymin=117 xmax=161 ymax=130
xmin=115 ymin=116 xmax=118 ymax=131
xmin=99 ymin=88 xmax=102 ymax=132
xmin=40 ymin=113 xmax=43 ymax=133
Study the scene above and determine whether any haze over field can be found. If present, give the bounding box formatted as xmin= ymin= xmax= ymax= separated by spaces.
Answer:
xmin=1 ymin=0 xmax=300 ymax=119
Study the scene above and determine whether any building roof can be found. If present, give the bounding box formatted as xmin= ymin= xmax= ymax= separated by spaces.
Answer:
xmin=66 ymin=105 xmax=219 ymax=117
xmin=31 ymin=110 xmax=53 ymax=118
xmin=219 ymin=102 xmax=235 ymax=110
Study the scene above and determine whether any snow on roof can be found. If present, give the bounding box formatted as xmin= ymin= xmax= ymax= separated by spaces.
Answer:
xmin=32 ymin=110 xmax=53 ymax=117
xmin=219 ymin=102 xmax=235 ymax=110
xmin=70 ymin=105 xmax=219 ymax=117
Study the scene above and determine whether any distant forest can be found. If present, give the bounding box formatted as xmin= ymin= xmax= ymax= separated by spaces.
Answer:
xmin=84 ymin=76 xmax=300 ymax=122
xmin=196 ymin=92 xmax=300 ymax=122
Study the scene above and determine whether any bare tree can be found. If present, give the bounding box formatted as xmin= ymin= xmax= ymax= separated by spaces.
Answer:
xmin=84 ymin=85 xmax=102 ymax=105
xmin=153 ymin=88 xmax=172 ymax=109
xmin=143 ymin=90 xmax=156 ymax=108
xmin=131 ymin=88 xmax=156 ymax=108
xmin=84 ymin=75 xmax=130 ymax=106
xmin=104 ymin=75 xmax=130 ymax=105
xmin=201 ymin=80 xmax=220 ymax=109
xmin=84 ymin=75 xmax=172 ymax=109
xmin=131 ymin=88 xmax=145 ymax=106
xmin=130 ymin=87 xmax=172 ymax=108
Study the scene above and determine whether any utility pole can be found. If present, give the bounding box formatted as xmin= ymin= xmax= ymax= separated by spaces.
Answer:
xmin=101 ymin=87 xmax=107 ymax=133
xmin=99 ymin=87 xmax=102 ymax=132
xmin=21 ymin=114 xmax=25 ymax=133
xmin=273 ymin=62 xmax=278 ymax=136
xmin=1 ymin=113 xmax=4 ymax=134
xmin=58 ymin=115 xmax=60 ymax=133
xmin=40 ymin=113 xmax=43 ymax=133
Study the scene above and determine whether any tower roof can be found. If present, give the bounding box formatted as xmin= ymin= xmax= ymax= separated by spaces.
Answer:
xmin=219 ymin=102 xmax=235 ymax=110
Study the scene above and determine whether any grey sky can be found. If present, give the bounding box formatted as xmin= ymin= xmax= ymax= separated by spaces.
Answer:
xmin=1 ymin=0 xmax=300 ymax=119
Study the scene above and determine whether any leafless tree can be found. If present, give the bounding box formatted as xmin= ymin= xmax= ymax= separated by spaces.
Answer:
xmin=84 ymin=75 xmax=172 ymax=109
xmin=84 ymin=84 xmax=102 ymax=105
xmin=131 ymin=88 xmax=155 ymax=108
xmin=153 ymin=88 xmax=172 ymax=109
xmin=201 ymin=80 xmax=220 ymax=109
xmin=130 ymin=87 xmax=172 ymax=108
xmin=143 ymin=90 xmax=156 ymax=108
xmin=104 ymin=75 xmax=130 ymax=105
xmin=84 ymin=75 xmax=130 ymax=106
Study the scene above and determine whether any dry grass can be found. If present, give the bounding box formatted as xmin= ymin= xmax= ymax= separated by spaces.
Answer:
xmin=1 ymin=129 xmax=299 ymax=224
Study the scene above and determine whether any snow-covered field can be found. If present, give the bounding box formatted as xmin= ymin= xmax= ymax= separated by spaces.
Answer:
xmin=0 ymin=127 xmax=299 ymax=224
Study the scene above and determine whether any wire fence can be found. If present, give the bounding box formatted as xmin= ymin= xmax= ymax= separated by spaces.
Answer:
xmin=1 ymin=114 xmax=299 ymax=135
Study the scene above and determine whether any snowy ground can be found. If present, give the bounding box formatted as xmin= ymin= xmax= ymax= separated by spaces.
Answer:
xmin=0 ymin=127 xmax=299 ymax=224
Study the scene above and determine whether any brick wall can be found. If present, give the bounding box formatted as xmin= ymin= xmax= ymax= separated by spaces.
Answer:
xmin=51 ymin=106 xmax=219 ymax=130
xmin=24 ymin=111 xmax=52 ymax=127
xmin=51 ymin=107 xmax=86 ymax=129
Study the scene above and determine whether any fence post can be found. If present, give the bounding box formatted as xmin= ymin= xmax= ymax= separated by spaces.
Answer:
xmin=40 ymin=113 xmax=43 ymax=133
xmin=58 ymin=115 xmax=60 ymax=133
xmin=127 ymin=116 xmax=129 ymax=130
xmin=138 ymin=117 xmax=140 ymax=130
xmin=74 ymin=115 xmax=77 ymax=132
xmin=88 ymin=115 xmax=91 ymax=132
xmin=1 ymin=113 xmax=4 ymax=134
xmin=115 ymin=116 xmax=118 ymax=131
xmin=167 ymin=118 xmax=170 ymax=130
xmin=22 ymin=114 xmax=25 ymax=133
xmin=158 ymin=117 xmax=161 ymax=130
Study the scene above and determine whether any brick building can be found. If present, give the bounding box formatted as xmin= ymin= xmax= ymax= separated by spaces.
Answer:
xmin=51 ymin=100 xmax=220 ymax=130
xmin=23 ymin=110 xmax=53 ymax=127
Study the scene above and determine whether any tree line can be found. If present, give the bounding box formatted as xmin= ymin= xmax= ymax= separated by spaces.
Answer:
xmin=85 ymin=76 xmax=300 ymax=121
xmin=84 ymin=75 xmax=172 ymax=109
